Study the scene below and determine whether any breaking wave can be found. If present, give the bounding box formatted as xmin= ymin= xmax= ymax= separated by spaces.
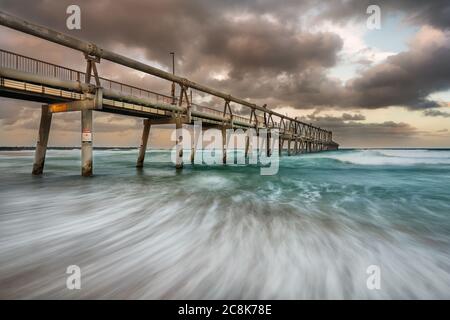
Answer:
xmin=308 ymin=149 xmax=450 ymax=166
xmin=0 ymin=149 xmax=449 ymax=299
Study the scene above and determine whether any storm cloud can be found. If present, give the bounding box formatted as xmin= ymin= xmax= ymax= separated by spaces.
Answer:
xmin=0 ymin=0 xmax=449 ymax=111
xmin=0 ymin=0 xmax=449 ymax=147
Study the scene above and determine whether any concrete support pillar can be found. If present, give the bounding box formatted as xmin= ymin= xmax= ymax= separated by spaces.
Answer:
xmin=279 ymin=138 xmax=283 ymax=157
xmin=32 ymin=105 xmax=52 ymax=175
xmin=222 ymin=126 xmax=227 ymax=164
xmin=81 ymin=109 xmax=93 ymax=176
xmin=136 ymin=119 xmax=151 ymax=168
xmin=244 ymin=133 xmax=250 ymax=158
xmin=175 ymin=118 xmax=183 ymax=169
xmin=190 ymin=135 xmax=195 ymax=164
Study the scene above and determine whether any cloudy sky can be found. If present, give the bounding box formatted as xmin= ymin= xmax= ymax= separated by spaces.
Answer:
xmin=0 ymin=0 xmax=449 ymax=148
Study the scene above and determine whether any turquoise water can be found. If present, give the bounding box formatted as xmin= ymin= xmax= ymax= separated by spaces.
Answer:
xmin=0 ymin=149 xmax=449 ymax=299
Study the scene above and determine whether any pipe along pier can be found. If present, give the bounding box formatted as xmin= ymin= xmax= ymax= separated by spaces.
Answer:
xmin=0 ymin=11 xmax=338 ymax=176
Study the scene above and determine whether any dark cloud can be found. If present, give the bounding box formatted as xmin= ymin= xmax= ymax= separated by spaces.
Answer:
xmin=301 ymin=112 xmax=417 ymax=135
xmin=0 ymin=0 xmax=449 ymax=112
xmin=423 ymin=109 xmax=450 ymax=118
xmin=341 ymin=113 xmax=366 ymax=121
xmin=199 ymin=19 xmax=342 ymax=78
xmin=346 ymin=34 xmax=450 ymax=110
xmin=300 ymin=112 xmax=421 ymax=147
xmin=0 ymin=0 xmax=450 ymax=148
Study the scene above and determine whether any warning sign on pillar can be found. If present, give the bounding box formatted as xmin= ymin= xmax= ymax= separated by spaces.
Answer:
xmin=82 ymin=129 xmax=92 ymax=142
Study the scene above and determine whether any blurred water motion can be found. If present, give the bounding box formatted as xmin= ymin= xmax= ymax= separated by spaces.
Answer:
xmin=0 ymin=149 xmax=449 ymax=299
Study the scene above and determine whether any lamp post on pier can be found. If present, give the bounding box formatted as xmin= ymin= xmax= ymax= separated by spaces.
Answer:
xmin=170 ymin=52 xmax=175 ymax=104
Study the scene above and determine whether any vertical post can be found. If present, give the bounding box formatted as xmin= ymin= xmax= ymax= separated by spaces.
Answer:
xmin=175 ymin=118 xmax=183 ymax=169
xmin=288 ymin=138 xmax=292 ymax=156
xmin=136 ymin=119 xmax=151 ymax=168
xmin=266 ymin=129 xmax=271 ymax=157
xmin=32 ymin=105 xmax=52 ymax=175
xmin=81 ymin=109 xmax=93 ymax=176
xmin=81 ymin=56 xmax=94 ymax=177
xmin=245 ymin=132 xmax=250 ymax=158
xmin=222 ymin=126 xmax=227 ymax=164
xmin=170 ymin=52 xmax=175 ymax=104
xmin=294 ymin=138 xmax=298 ymax=154
xmin=279 ymin=138 xmax=282 ymax=157
xmin=190 ymin=128 xmax=195 ymax=164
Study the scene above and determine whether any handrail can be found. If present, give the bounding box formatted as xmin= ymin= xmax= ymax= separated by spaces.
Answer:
xmin=0 ymin=48 xmax=265 ymax=127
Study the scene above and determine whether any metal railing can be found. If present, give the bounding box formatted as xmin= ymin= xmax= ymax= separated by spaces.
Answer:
xmin=0 ymin=48 xmax=260 ymax=126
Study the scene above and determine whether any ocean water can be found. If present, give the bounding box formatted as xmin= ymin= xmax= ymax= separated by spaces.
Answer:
xmin=0 ymin=148 xmax=449 ymax=299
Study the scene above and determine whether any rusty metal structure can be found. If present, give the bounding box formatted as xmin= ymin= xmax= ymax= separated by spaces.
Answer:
xmin=0 ymin=11 xmax=338 ymax=176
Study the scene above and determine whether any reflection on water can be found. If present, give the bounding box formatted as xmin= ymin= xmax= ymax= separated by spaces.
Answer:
xmin=0 ymin=149 xmax=449 ymax=299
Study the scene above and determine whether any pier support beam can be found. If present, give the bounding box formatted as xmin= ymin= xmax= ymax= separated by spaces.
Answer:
xmin=32 ymin=105 xmax=52 ymax=175
xmin=279 ymin=138 xmax=283 ymax=157
xmin=190 ymin=136 xmax=195 ymax=164
xmin=191 ymin=122 xmax=198 ymax=164
xmin=287 ymin=138 xmax=292 ymax=156
xmin=266 ymin=130 xmax=271 ymax=157
xmin=222 ymin=126 xmax=227 ymax=164
xmin=244 ymin=133 xmax=250 ymax=159
xmin=81 ymin=109 xmax=93 ymax=177
xmin=175 ymin=118 xmax=183 ymax=169
xmin=136 ymin=119 xmax=151 ymax=168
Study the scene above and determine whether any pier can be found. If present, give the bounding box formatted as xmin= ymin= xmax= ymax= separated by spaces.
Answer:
xmin=0 ymin=11 xmax=338 ymax=176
